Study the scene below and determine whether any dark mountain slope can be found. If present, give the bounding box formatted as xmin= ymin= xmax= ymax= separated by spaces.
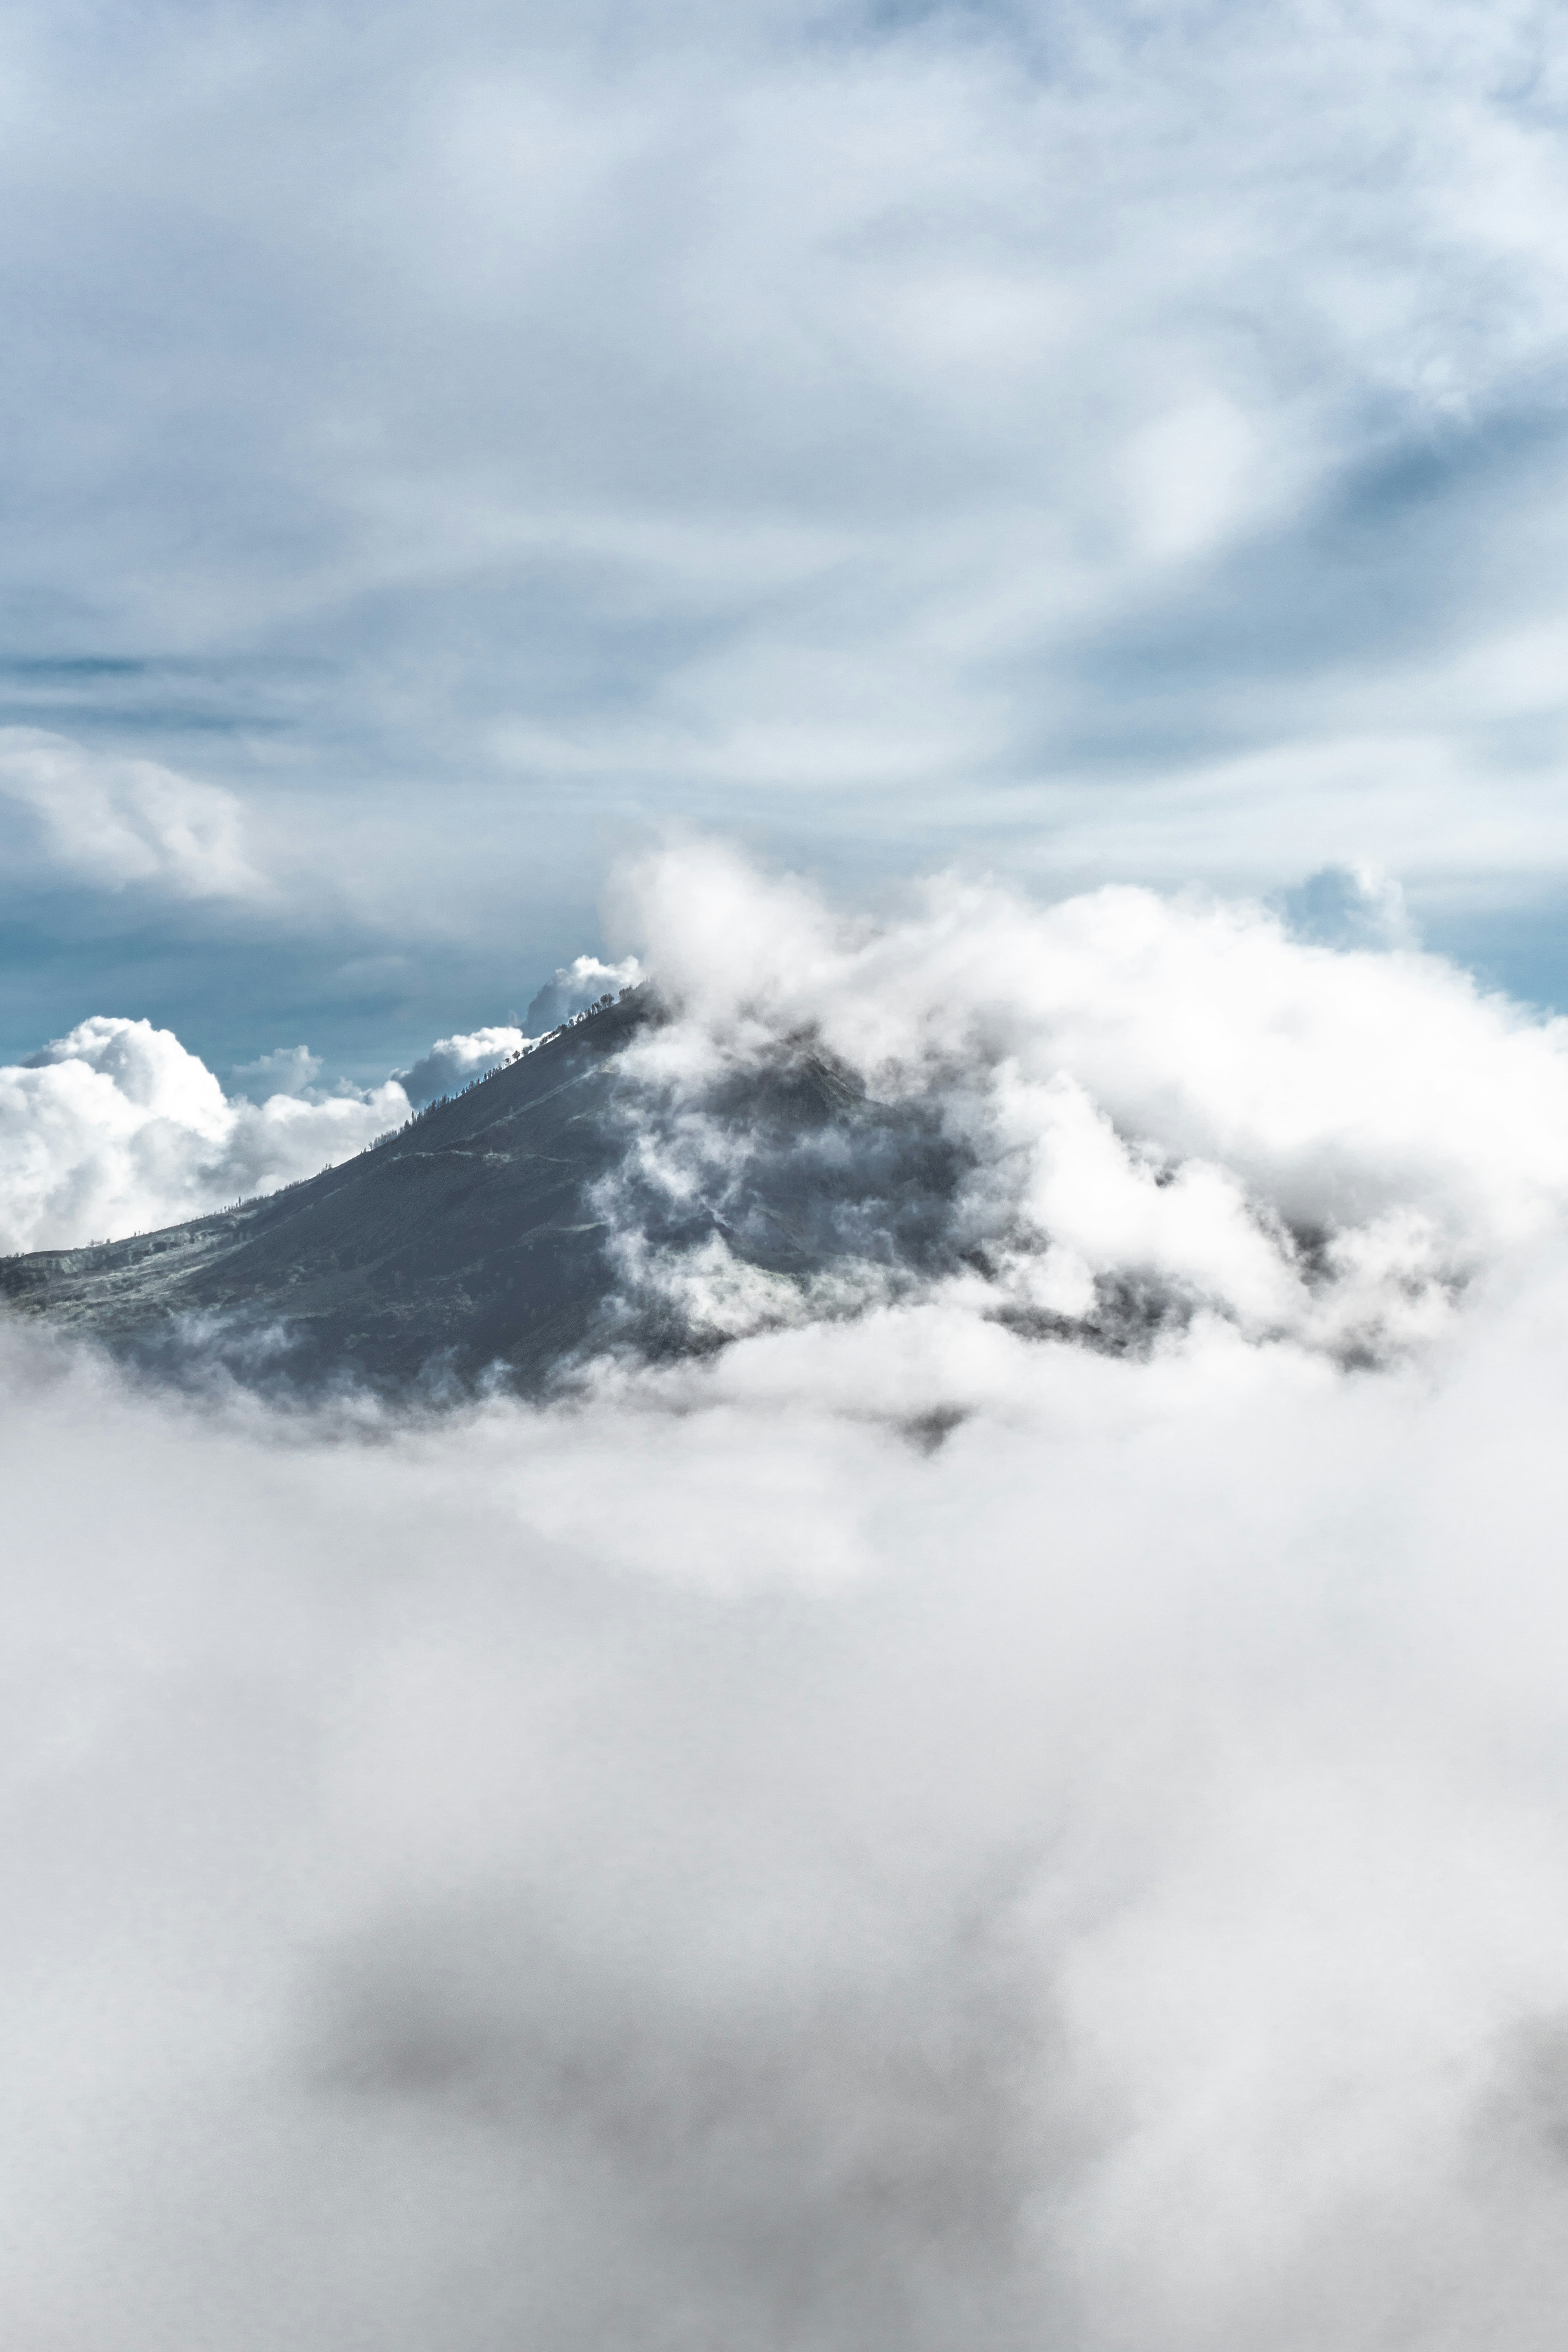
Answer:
xmin=1 ymin=988 xmax=1191 ymax=1396
xmin=0 ymin=990 xmax=660 ymax=1395
xmin=0 ymin=987 xmax=970 ymax=1397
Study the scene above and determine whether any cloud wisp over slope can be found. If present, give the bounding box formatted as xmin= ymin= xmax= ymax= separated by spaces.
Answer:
xmin=8 ymin=852 xmax=1568 ymax=2344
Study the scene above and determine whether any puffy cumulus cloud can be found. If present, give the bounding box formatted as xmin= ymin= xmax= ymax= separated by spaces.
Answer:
xmin=0 ymin=728 xmax=261 ymax=898
xmin=9 ymin=1210 xmax=1568 ymax=2342
xmin=394 ymin=966 xmax=641 ymax=1109
xmin=524 ymin=953 xmax=644 ymax=1033
xmin=0 ymin=1016 xmax=408 ymax=1253
xmin=594 ymin=848 xmax=1568 ymax=1367
xmin=228 ymin=1043 xmax=323 ymax=1100
xmin=395 ymin=1023 xmax=531 ymax=1111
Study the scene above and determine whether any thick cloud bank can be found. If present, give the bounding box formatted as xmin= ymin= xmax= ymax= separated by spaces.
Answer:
xmin=0 ymin=1016 xmax=409 ymax=1253
xmin=10 ymin=857 xmax=1568 ymax=2344
xmin=8 ymin=1263 xmax=1568 ymax=2343
xmin=593 ymin=849 xmax=1568 ymax=1373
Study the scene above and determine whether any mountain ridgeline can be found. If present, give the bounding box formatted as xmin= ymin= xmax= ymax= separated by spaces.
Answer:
xmin=1 ymin=991 xmax=660 ymax=1396
xmin=0 ymin=986 xmax=986 ymax=1398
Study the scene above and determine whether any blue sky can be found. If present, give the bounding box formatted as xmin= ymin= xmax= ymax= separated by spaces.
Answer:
xmin=5 ymin=0 xmax=1568 ymax=1082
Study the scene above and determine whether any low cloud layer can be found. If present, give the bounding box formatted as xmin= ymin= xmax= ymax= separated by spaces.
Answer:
xmin=6 ymin=1221 xmax=1568 ymax=2343
xmin=7 ymin=851 xmax=1568 ymax=2341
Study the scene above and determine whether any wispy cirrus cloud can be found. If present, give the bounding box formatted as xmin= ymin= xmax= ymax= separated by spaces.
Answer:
xmin=4 ymin=0 xmax=1568 ymax=1045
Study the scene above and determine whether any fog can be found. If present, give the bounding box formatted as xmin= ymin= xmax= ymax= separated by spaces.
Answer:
xmin=8 ymin=853 xmax=1568 ymax=2345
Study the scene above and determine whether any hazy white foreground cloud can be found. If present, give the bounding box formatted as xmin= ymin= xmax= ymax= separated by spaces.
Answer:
xmin=9 ymin=852 xmax=1568 ymax=2341
xmin=7 ymin=1218 xmax=1568 ymax=2343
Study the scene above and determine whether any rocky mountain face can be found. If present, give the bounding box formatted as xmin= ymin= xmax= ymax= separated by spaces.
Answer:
xmin=0 ymin=992 xmax=656 ymax=1397
xmin=0 ymin=985 xmax=983 ymax=1399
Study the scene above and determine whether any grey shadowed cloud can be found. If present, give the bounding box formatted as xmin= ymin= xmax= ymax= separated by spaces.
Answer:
xmin=4 ymin=0 xmax=1568 ymax=1063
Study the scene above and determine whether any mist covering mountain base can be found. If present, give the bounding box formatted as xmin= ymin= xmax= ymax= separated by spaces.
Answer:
xmin=13 ymin=853 xmax=1568 ymax=2349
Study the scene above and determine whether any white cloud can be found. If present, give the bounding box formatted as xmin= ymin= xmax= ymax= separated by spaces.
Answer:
xmin=8 ymin=1207 xmax=1568 ymax=2339
xmin=0 ymin=1016 xmax=408 ymax=1252
xmin=9 ymin=854 xmax=1568 ymax=2336
xmin=394 ymin=1024 xmax=530 ymax=1111
xmin=1123 ymin=393 xmax=1267 ymax=565
xmin=392 ymin=967 xmax=640 ymax=1109
xmin=229 ymin=1044 xmax=323 ymax=1100
xmin=595 ymin=848 xmax=1568 ymax=1363
xmin=523 ymin=953 xmax=643 ymax=1032
xmin=0 ymin=728 xmax=261 ymax=898
xmin=7 ymin=0 xmax=1568 ymax=954
xmin=1281 ymin=862 xmax=1417 ymax=951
